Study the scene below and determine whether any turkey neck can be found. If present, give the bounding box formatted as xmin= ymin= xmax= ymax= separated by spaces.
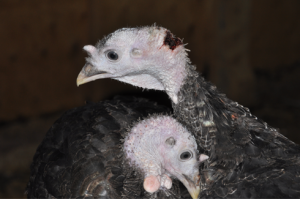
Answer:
xmin=172 ymin=64 xmax=299 ymax=160
xmin=172 ymin=64 xmax=237 ymax=155
xmin=171 ymin=65 xmax=243 ymax=191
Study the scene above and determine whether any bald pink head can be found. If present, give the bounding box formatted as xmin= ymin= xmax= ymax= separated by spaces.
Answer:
xmin=123 ymin=115 xmax=201 ymax=199
xmin=77 ymin=26 xmax=191 ymax=104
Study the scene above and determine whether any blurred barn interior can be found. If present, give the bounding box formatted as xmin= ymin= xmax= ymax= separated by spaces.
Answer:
xmin=0 ymin=0 xmax=300 ymax=197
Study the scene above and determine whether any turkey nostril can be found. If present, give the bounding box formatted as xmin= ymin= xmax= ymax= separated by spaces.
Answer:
xmin=84 ymin=64 xmax=93 ymax=73
xmin=84 ymin=63 xmax=107 ymax=76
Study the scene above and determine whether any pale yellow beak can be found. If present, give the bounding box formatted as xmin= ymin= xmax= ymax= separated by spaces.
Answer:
xmin=189 ymin=186 xmax=201 ymax=199
xmin=179 ymin=174 xmax=200 ymax=199
xmin=76 ymin=71 xmax=88 ymax=86
xmin=184 ymin=179 xmax=200 ymax=199
xmin=76 ymin=63 xmax=109 ymax=86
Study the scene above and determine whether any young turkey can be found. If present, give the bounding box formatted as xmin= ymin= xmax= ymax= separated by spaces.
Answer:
xmin=77 ymin=25 xmax=300 ymax=198
xmin=26 ymin=96 xmax=203 ymax=199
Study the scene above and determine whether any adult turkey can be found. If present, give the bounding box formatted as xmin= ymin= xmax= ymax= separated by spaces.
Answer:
xmin=26 ymin=96 xmax=202 ymax=199
xmin=77 ymin=25 xmax=300 ymax=198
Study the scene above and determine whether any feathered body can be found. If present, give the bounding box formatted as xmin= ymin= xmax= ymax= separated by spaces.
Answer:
xmin=27 ymin=96 xmax=185 ymax=199
xmin=76 ymin=25 xmax=300 ymax=198
xmin=176 ymin=66 xmax=300 ymax=198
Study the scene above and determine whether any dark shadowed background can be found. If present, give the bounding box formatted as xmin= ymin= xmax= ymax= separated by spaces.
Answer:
xmin=1 ymin=0 xmax=300 ymax=198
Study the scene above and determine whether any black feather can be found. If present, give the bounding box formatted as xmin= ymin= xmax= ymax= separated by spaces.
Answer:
xmin=173 ymin=65 xmax=300 ymax=198
xmin=26 ymin=96 xmax=184 ymax=199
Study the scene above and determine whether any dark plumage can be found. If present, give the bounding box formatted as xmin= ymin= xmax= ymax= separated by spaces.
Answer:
xmin=77 ymin=25 xmax=300 ymax=198
xmin=175 ymin=67 xmax=300 ymax=198
xmin=26 ymin=96 xmax=187 ymax=199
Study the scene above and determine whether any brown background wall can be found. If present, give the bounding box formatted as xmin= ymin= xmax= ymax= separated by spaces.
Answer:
xmin=0 ymin=0 xmax=300 ymax=197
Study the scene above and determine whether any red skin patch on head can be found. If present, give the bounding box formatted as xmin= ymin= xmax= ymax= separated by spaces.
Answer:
xmin=164 ymin=30 xmax=183 ymax=50
xmin=144 ymin=175 xmax=160 ymax=193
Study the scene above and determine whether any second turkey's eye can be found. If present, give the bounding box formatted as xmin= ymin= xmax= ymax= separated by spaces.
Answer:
xmin=106 ymin=51 xmax=119 ymax=60
xmin=179 ymin=151 xmax=193 ymax=161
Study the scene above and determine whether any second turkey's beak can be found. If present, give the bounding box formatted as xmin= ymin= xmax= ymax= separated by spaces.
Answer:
xmin=76 ymin=63 xmax=110 ymax=86
xmin=180 ymin=174 xmax=201 ymax=199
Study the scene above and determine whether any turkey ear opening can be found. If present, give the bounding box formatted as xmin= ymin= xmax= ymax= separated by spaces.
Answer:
xmin=165 ymin=137 xmax=176 ymax=146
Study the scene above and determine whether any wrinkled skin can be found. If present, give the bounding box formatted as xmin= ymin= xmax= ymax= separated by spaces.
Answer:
xmin=77 ymin=25 xmax=300 ymax=198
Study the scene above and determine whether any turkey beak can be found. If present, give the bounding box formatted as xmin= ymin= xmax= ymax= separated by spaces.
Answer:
xmin=76 ymin=63 xmax=108 ymax=86
xmin=76 ymin=71 xmax=87 ymax=86
xmin=180 ymin=174 xmax=200 ymax=199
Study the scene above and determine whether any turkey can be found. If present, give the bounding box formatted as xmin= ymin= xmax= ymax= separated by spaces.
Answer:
xmin=77 ymin=25 xmax=300 ymax=198
xmin=26 ymin=96 xmax=203 ymax=199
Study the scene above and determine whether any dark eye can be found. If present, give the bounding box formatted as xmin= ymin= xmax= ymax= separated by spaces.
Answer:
xmin=180 ymin=151 xmax=193 ymax=161
xmin=106 ymin=51 xmax=118 ymax=60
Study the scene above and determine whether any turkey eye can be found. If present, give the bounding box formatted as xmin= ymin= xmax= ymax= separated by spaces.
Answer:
xmin=180 ymin=151 xmax=193 ymax=161
xmin=106 ymin=51 xmax=118 ymax=60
